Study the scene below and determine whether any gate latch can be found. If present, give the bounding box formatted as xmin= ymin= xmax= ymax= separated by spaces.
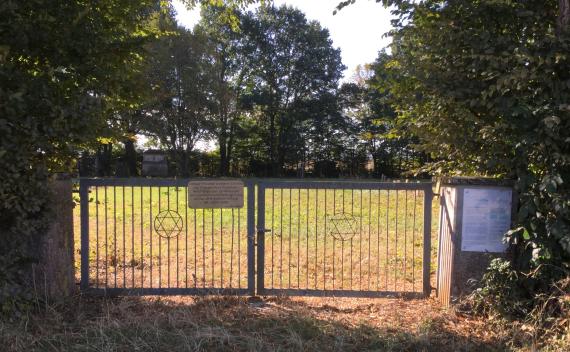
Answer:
xmin=257 ymin=228 xmax=272 ymax=235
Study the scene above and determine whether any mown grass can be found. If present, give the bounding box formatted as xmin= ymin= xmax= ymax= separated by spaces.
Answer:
xmin=1 ymin=295 xmax=529 ymax=352
xmin=73 ymin=183 xmax=440 ymax=293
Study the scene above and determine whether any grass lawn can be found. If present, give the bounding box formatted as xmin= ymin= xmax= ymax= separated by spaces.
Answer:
xmin=73 ymin=184 xmax=440 ymax=294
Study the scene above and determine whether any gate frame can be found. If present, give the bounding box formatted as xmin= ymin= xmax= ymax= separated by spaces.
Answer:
xmin=79 ymin=178 xmax=433 ymax=297
xmin=79 ymin=177 xmax=256 ymax=296
xmin=255 ymin=180 xmax=433 ymax=298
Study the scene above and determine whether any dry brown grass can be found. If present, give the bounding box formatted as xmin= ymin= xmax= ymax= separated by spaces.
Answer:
xmin=1 ymin=294 xmax=549 ymax=352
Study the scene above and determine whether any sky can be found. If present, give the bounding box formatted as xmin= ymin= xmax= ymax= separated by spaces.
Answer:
xmin=171 ymin=0 xmax=394 ymax=80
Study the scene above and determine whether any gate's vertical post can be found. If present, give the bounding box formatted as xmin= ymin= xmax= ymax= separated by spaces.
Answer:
xmin=247 ymin=182 xmax=256 ymax=295
xmin=80 ymin=180 xmax=90 ymax=290
xmin=256 ymin=184 xmax=266 ymax=295
xmin=422 ymin=185 xmax=433 ymax=297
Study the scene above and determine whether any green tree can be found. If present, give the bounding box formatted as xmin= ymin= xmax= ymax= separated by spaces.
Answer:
xmin=0 ymin=0 xmax=256 ymax=312
xmin=363 ymin=0 xmax=570 ymax=315
xmin=242 ymin=5 xmax=345 ymax=176
xmin=195 ymin=6 xmax=254 ymax=176
xmin=140 ymin=12 xmax=213 ymax=176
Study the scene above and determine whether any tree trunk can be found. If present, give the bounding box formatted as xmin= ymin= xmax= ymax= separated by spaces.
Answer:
xmin=275 ymin=111 xmax=286 ymax=177
xmin=96 ymin=143 xmax=113 ymax=176
xmin=227 ymin=118 xmax=236 ymax=176
xmin=123 ymin=139 xmax=138 ymax=177
xmin=219 ymin=127 xmax=228 ymax=177
xmin=559 ymin=0 xmax=570 ymax=34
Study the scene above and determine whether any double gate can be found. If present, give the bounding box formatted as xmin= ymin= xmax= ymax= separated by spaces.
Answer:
xmin=79 ymin=178 xmax=433 ymax=297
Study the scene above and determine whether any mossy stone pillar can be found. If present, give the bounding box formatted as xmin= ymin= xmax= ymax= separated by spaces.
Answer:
xmin=31 ymin=176 xmax=75 ymax=300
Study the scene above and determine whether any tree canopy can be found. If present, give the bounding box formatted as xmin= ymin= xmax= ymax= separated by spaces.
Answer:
xmin=363 ymin=0 xmax=570 ymax=316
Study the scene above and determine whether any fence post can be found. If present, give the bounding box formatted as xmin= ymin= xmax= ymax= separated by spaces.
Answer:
xmin=32 ymin=176 xmax=76 ymax=300
xmin=256 ymin=183 xmax=266 ymax=295
xmin=423 ymin=185 xmax=433 ymax=297
xmin=80 ymin=180 xmax=90 ymax=290
xmin=247 ymin=182 xmax=256 ymax=295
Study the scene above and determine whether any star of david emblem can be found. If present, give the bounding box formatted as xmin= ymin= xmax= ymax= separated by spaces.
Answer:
xmin=328 ymin=213 xmax=359 ymax=241
xmin=154 ymin=210 xmax=183 ymax=239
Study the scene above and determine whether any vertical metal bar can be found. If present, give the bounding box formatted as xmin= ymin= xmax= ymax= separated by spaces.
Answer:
xmin=271 ymin=188 xmax=274 ymax=288
xmin=237 ymin=207 xmax=241 ymax=289
xmin=105 ymin=186 xmax=109 ymax=288
xmin=368 ymin=189 xmax=371 ymax=290
xmin=280 ymin=188 xmax=283 ymax=289
xmin=230 ymin=208 xmax=235 ymax=288
xmin=256 ymin=184 xmax=266 ymax=295
xmin=80 ymin=182 xmax=90 ymax=290
xmin=220 ymin=208 xmax=223 ymax=287
xmin=149 ymin=188 xmax=153 ymax=288
xmin=297 ymin=189 xmax=301 ymax=289
xmin=95 ymin=187 xmax=99 ymax=288
xmin=211 ymin=209 xmax=214 ymax=287
xmin=194 ymin=208 xmax=197 ymax=288
xmin=359 ymin=189 xmax=363 ymax=290
xmin=131 ymin=186 xmax=134 ymax=288
xmin=377 ymin=189 xmax=381 ymax=290
xmin=113 ymin=186 xmax=117 ymax=288
xmin=341 ymin=226 xmax=344 ymax=289
xmin=140 ymin=186 xmax=144 ymax=288
xmin=305 ymin=189 xmax=309 ymax=288
xmin=323 ymin=189 xmax=327 ymax=290
xmin=122 ymin=186 xmax=126 ymax=288
xmin=395 ymin=190 xmax=399 ymax=291
xmin=404 ymin=190 xmax=408 ymax=292
xmin=385 ymin=190 xmax=390 ymax=290
xmin=176 ymin=186 xmax=179 ymax=288
xmin=202 ymin=209 xmax=205 ymax=287
xmin=423 ymin=187 xmax=433 ymax=297
xmin=164 ymin=187 xmax=171 ymax=287
xmin=314 ymin=188 xmax=318 ymax=289
xmin=158 ymin=187 xmax=161 ymax=288
xmin=412 ymin=190 xmax=418 ymax=292
xmin=288 ymin=188 xmax=292 ymax=288
xmin=246 ymin=184 xmax=255 ymax=294
xmin=350 ymin=188 xmax=354 ymax=289
xmin=185 ymin=187 xmax=188 ymax=288
xmin=332 ymin=189 xmax=336 ymax=290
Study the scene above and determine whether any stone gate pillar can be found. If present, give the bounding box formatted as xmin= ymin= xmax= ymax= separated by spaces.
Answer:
xmin=436 ymin=177 xmax=516 ymax=306
xmin=31 ymin=175 xmax=75 ymax=300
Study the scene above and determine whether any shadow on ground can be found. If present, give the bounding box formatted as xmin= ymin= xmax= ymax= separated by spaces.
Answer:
xmin=2 ymin=295 xmax=510 ymax=352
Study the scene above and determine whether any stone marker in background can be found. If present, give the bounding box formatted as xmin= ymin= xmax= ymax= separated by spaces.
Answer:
xmin=436 ymin=177 xmax=515 ymax=306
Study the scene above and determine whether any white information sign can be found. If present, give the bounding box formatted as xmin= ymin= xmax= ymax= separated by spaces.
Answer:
xmin=461 ymin=188 xmax=512 ymax=252
xmin=188 ymin=180 xmax=244 ymax=208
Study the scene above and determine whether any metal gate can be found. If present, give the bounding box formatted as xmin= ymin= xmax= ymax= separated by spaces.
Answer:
xmin=79 ymin=178 xmax=255 ymax=295
xmin=256 ymin=181 xmax=433 ymax=298
xmin=79 ymin=179 xmax=432 ymax=297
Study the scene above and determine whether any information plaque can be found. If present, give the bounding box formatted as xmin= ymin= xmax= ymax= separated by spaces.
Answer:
xmin=187 ymin=180 xmax=244 ymax=208
xmin=460 ymin=188 xmax=512 ymax=252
